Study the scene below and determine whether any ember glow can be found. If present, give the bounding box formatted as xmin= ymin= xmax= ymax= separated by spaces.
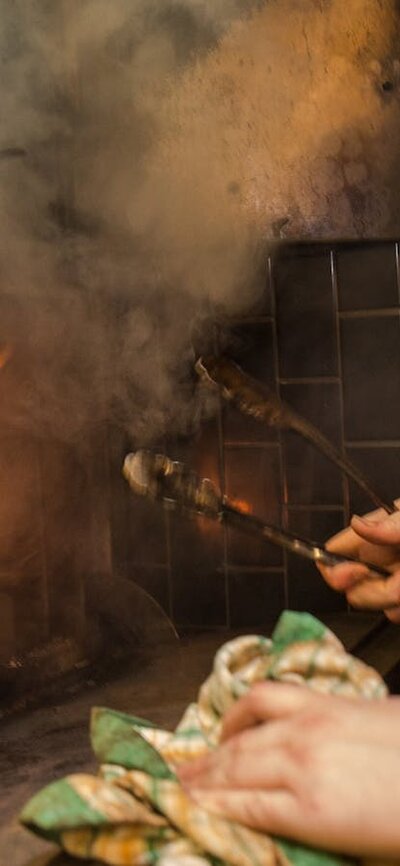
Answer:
xmin=0 ymin=344 xmax=12 ymax=370
xmin=228 ymin=497 xmax=252 ymax=515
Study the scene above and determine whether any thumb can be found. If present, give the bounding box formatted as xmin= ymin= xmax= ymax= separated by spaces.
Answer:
xmin=351 ymin=510 xmax=400 ymax=546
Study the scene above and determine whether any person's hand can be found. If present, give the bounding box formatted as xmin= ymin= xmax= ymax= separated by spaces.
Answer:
xmin=320 ymin=499 xmax=400 ymax=622
xmin=178 ymin=683 xmax=400 ymax=859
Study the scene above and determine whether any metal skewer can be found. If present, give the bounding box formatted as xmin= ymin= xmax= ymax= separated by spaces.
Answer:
xmin=195 ymin=356 xmax=397 ymax=515
xmin=123 ymin=450 xmax=391 ymax=579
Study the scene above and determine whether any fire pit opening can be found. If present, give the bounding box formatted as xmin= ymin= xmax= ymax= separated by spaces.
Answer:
xmin=1 ymin=240 xmax=399 ymax=709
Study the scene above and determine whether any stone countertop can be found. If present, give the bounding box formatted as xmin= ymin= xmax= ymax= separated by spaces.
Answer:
xmin=0 ymin=632 xmax=228 ymax=866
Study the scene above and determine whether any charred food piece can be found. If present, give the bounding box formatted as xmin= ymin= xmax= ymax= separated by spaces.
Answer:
xmin=123 ymin=450 xmax=390 ymax=579
xmin=196 ymin=355 xmax=396 ymax=515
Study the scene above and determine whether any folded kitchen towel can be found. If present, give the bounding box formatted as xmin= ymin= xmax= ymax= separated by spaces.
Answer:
xmin=20 ymin=611 xmax=389 ymax=866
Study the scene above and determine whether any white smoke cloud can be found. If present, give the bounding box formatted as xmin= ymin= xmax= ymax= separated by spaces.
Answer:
xmin=1 ymin=0 xmax=399 ymax=446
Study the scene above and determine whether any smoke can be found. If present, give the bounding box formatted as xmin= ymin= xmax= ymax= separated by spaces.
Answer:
xmin=1 ymin=0 xmax=399 ymax=447
xmin=0 ymin=0 xmax=265 ymax=448
xmin=0 ymin=0 xmax=400 ymax=643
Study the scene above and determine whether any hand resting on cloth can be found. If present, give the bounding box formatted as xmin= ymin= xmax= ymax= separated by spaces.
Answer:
xmin=20 ymin=611 xmax=397 ymax=866
xmin=180 ymin=683 xmax=400 ymax=861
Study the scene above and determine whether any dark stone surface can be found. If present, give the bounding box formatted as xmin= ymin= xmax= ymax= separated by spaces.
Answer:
xmin=0 ymin=634 xmax=226 ymax=866
xmin=336 ymin=243 xmax=399 ymax=311
xmin=347 ymin=446 xmax=400 ymax=516
xmin=274 ymin=252 xmax=337 ymax=379
xmin=281 ymin=383 xmax=343 ymax=506
xmin=228 ymin=569 xmax=285 ymax=627
xmin=341 ymin=314 xmax=400 ymax=441
xmin=169 ymin=516 xmax=227 ymax=627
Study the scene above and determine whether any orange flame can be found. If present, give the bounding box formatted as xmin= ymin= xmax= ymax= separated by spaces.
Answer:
xmin=0 ymin=344 xmax=12 ymax=370
xmin=229 ymin=497 xmax=252 ymax=515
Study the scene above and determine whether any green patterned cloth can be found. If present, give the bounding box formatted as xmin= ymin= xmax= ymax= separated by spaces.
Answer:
xmin=20 ymin=611 xmax=388 ymax=866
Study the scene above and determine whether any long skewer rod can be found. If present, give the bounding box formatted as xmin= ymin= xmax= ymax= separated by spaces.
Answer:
xmin=196 ymin=356 xmax=396 ymax=515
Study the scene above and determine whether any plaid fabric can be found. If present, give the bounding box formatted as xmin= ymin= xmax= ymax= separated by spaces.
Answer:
xmin=20 ymin=611 xmax=392 ymax=866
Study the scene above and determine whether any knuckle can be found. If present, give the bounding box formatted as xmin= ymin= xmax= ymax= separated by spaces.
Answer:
xmin=391 ymin=578 xmax=400 ymax=606
xmin=229 ymin=731 xmax=245 ymax=759
xmin=299 ymin=783 xmax=326 ymax=819
xmin=246 ymin=681 xmax=278 ymax=718
xmin=300 ymin=707 xmax=332 ymax=738
xmin=284 ymin=733 xmax=310 ymax=769
xmin=390 ymin=589 xmax=400 ymax=608
xmin=283 ymin=715 xmax=331 ymax=770
xmin=381 ymin=574 xmax=400 ymax=608
xmin=235 ymin=792 xmax=269 ymax=829
xmin=324 ymin=565 xmax=341 ymax=587
xmin=289 ymin=751 xmax=325 ymax=808
xmin=226 ymin=732 xmax=247 ymax=779
xmin=248 ymin=681 xmax=269 ymax=706
xmin=385 ymin=605 xmax=400 ymax=623
xmin=325 ymin=564 xmax=360 ymax=591
xmin=386 ymin=515 xmax=400 ymax=543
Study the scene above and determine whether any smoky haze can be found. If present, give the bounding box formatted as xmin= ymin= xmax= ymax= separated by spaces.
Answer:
xmin=1 ymin=0 xmax=400 ymax=657
xmin=0 ymin=0 xmax=265 ymax=447
xmin=1 ymin=0 xmax=399 ymax=445
xmin=0 ymin=1 xmax=268 ymax=645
